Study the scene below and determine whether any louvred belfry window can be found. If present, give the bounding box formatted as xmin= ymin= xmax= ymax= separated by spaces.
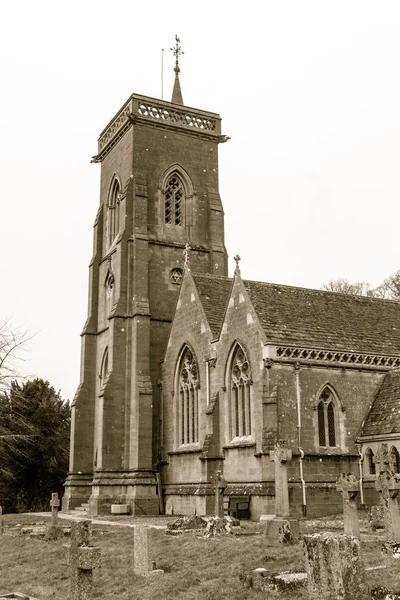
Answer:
xmin=317 ymin=387 xmax=337 ymax=447
xmin=179 ymin=347 xmax=199 ymax=444
xmin=165 ymin=175 xmax=183 ymax=225
xmin=230 ymin=344 xmax=251 ymax=438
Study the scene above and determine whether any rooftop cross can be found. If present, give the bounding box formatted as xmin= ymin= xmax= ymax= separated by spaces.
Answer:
xmin=170 ymin=35 xmax=184 ymax=105
xmin=234 ymin=254 xmax=241 ymax=275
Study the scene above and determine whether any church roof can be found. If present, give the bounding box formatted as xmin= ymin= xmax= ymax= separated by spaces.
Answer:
xmin=192 ymin=273 xmax=400 ymax=355
xmin=359 ymin=369 xmax=400 ymax=437
xmin=192 ymin=273 xmax=233 ymax=337
xmin=243 ymin=280 xmax=400 ymax=354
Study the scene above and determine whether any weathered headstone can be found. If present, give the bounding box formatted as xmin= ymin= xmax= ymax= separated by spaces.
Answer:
xmin=213 ymin=470 xmax=226 ymax=518
xmin=374 ymin=442 xmax=400 ymax=542
xmin=264 ymin=440 xmax=299 ymax=543
xmin=69 ymin=520 xmax=101 ymax=600
xmin=336 ymin=473 xmax=360 ymax=537
xmin=133 ymin=526 xmax=163 ymax=577
xmin=303 ymin=533 xmax=369 ymax=599
xmin=46 ymin=492 xmax=63 ymax=540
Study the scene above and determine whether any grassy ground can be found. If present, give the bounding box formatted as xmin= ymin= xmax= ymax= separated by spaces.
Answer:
xmin=1 ymin=514 xmax=399 ymax=599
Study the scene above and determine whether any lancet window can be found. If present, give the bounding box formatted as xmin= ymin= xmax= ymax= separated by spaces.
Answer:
xmin=100 ymin=347 xmax=109 ymax=385
xmin=108 ymin=177 xmax=121 ymax=246
xmin=390 ymin=446 xmax=400 ymax=473
xmin=364 ymin=447 xmax=376 ymax=475
xmin=164 ymin=175 xmax=183 ymax=225
xmin=179 ymin=346 xmax=199 ymax=444
xmin=230 ymin=343 xmax=252 ymax=439
xmin=317 ymin=386 xmax=337 ymax=447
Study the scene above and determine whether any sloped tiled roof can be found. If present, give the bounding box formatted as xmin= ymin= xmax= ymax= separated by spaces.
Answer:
xmin=360 ymin=370 xmax=400 ymax=436
xmin=192 ymin=273 xmax=400 ymax=355
xmin=243 ymin=280 xmax=400 ymax=355
xmin=192 ymin=273 xmax=232 ymax=337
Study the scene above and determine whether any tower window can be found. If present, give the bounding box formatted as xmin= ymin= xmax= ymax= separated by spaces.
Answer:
xmin=179 ymin=346 xmax=199 ymax=445
xmin=165 ymin=175 xmax=183 ymax=225
xmin=170 ymin=268 xmax=183 ymax=285
xmin=229 ymin=343 xmax=251 ymax=439
xmin=317 ymin=387 xmax=337 ymax=447
xmin=108 ymin=178 xmax=121 ymax=246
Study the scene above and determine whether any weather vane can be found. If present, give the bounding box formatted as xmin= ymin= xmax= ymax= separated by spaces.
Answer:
xmin=170 ymin=34 xmax=184 ymax=74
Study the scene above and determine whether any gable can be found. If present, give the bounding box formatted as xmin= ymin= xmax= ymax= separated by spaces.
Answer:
xmin=360 ymin=369 xmax=400 ymax=437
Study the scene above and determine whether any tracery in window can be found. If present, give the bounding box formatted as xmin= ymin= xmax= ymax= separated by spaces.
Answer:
xmin=170 ymin=268 xmax=183 ymax=285
xmin=390 ymin=446 xmax=400 ymax=473
xmin=230 ymin=343 xmax=251 ymax=439
xmin=179 ymin=346 xmax=199 ymax=444
xmin=165 ymin=175 xmax=183 ymax=225
xmin=317 ymin=386 xmax=337 ymax=447
xmin=108 ymin=177 xmax=121 ymax=246
xmin=364 ymin=447 xmax=376 ymax=475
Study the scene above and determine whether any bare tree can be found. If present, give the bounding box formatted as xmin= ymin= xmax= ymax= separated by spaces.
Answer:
xmin=0 ymin=320 xmax=35 ymax=391
xmin=322 ymin=278 xmax=377 ymax=296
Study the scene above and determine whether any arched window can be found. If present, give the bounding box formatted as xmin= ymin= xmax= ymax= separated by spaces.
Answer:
xmin=100 ymin=347 xmax=109 ymax=385
xmin=105 ymin=271 xmax=115 ymax=315
xmin=317 ymin=386 xmax=337 ymax=447
xmin=390 ymin=446 xmax=400 ymax=473
xmin=108 ymin=177 xmax=121 ymax=246
xmin=164 ymin=174 xmax=183 ymax=225
xmin=179 ymin=346 xmax=199 ymax=445
xmin=364 ymin=447 xmax=376 ymax=475
xmin=230 ymin=343 xmax=251 ymax=439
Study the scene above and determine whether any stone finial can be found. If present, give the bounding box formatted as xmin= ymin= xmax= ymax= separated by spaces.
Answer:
xmin=170 ymin=35 xmax=184 ymax=105
xmin=183 ymin=243 xmax=191 ymax=268
xmin=234 ymin=255 xmax=241 ymax=275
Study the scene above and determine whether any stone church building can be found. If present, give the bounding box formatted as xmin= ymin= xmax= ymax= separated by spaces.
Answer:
xmin=63 ymin=48 xmax=400 ymax=519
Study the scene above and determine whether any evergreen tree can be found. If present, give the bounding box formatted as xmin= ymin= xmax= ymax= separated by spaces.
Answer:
xmin=0 ymin=379 xmax=70 ymax=513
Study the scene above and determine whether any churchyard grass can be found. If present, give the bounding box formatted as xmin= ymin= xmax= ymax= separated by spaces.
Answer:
xmin=1 ymin=514 xmax=400 ymax=599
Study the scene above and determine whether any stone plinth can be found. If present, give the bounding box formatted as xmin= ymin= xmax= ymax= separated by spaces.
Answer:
xmin=303 ymin=533 xmax=369 ymax=600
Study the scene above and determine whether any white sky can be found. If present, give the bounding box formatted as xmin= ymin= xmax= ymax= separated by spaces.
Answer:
xmin=1 ymin=1 xmax=400 ymax=401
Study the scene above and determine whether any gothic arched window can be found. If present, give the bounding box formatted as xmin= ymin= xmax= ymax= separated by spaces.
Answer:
xmin=108 ymin=177 xmax=121 ymax=246
xmin=364 ymin=447 xmax=376 ymax=475
xmin=390 ymin=446 xmax=400 ymax=473
xmin=100 ymin=347 xmax=109 ymax=385
xmin=230 ymin=343 xmax=252 ymax=439
xmin=164 ymin=175 xmax=183 ymax=225
xmin=105 ymin=271 xmax=115 ymax=315
xmin=317 ymin=386 xmax=337 ymax=447
xmin=179 ymin=346 xmax=199 ymax=445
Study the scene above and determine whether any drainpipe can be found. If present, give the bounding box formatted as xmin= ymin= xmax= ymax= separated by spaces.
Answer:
xmin=356 ymin=444 xmax=365 ymax=507
xmin=294 ymin=363 xmax=307 ymax=516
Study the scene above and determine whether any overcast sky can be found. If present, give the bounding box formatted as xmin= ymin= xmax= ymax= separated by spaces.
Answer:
xmin=1 ymin=1 xmax=400 ymax=401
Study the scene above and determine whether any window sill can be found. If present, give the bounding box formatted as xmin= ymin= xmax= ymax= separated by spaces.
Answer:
xmin=223 ymin=437 xmax=255 ymax=450
xmin=168 ymin=444 xmax=202 ymax=456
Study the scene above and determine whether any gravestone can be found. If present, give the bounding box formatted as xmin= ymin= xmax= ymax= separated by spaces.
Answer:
xmin=213 ymin=470 xmax=226 ymax=518
xmin=69 ymin=520 xmax=101 ymax=600
xmin=374 ymin=443 xmax=400 ymax=542
xmin=45 ymin=492 xmax=63 ymax=540
xmin=336 ymin=473 xmax=360 ymax=537
xmin=133 ymin=526 xmax=164 ymax=577
xmin=264 ymin=440 xmax=299 ymax=543
xmin=303 ymin=533 xmax=369 ymax=599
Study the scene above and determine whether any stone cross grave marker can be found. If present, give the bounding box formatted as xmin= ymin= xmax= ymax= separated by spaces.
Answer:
xmin=336 ymin=473 xmax=360 ymax=538
xmin=213 ymin=470 xmax=226 ymax=518
xmin=69 ymin=520 xmax=101 ymax=600
xmin=133 ymin=525 xmax=164 ymax=577
xmin=270 ymin=440 xmax=292 ymax=517
xmin=45 ymin=492 xmax=63 ymax=540
xmin=374 ymin=442 xmax=400 ymax=542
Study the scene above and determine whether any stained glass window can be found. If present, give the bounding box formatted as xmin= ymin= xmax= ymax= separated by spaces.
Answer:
xmin=317 ymin=387 xmax=337 ymax=448
xmin=230 ymin=344 xmax=251 ymax=438
xmin=179 ymin=347 xmax=198 ymax=444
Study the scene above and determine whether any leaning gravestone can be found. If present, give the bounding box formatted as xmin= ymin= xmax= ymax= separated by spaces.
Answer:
xmin=264 ymin=440 xmax=299 ymax=543
xmin=374 ymin=443 xmax=400 ymax=542
xmin=133 ymin=526 xmax=164 ymax=577
xmin=68 ymin=520 xmax=101 ymax=600
xmin=303 ymin=533 xmax=369 ymax=599
xmin=336 ymin=473 xmax=360 ymax=537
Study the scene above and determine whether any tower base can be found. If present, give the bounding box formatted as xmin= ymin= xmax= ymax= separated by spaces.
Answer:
xmin=88 ymin=470 xmax=160 ymax=516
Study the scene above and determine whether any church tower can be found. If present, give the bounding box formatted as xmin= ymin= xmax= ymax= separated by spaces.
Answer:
xmin=63 ymin=38 xmax=228 ymax=515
